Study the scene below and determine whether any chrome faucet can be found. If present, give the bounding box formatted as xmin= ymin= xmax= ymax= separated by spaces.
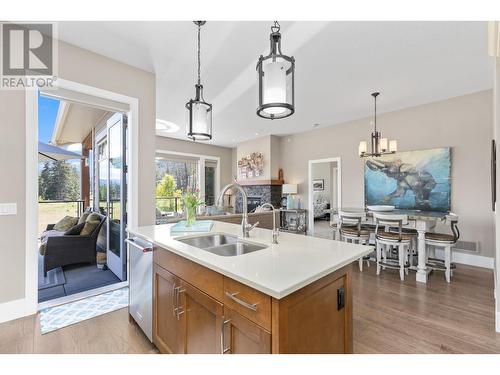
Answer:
xmin=216 ymin=182 xmax=259 ymax=238
xmin=260 ymin=203 xmax=279 ymax=244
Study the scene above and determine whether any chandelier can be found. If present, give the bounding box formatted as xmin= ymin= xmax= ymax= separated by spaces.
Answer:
xmin=358 ymin=92 xmax=397 ymax=157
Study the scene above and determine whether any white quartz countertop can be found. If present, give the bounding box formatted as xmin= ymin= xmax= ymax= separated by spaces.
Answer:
xmin=127 ymin=222 xmax=373 ymax=299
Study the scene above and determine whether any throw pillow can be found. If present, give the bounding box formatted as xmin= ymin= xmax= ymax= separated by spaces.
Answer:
xmin=53 ymin=216 xmax=79 ymax=231
xmin=80 ymin=219 xmax=101 ymax=236
xmin=77 ymin=211 xmax=91 ymax=225
xmin=64 ymin=222 xmax=86 ymax=235
xmin=86 ymin=212 xmax=102 ymax=223
xmin=39 ymin=241 xmax=47 ymax=256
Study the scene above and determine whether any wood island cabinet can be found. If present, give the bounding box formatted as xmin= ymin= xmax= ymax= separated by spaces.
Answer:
xmin=153 ymin=247 xmax=352 ymax=354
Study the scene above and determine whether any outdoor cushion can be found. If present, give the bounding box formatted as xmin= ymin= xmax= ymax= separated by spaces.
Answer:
xmin=39 ymin=241 xmax=47 ymax=256
xmin=53 ymin=216 xmax=79 ymax=231
xmin=80 ymin=219 xmax=100 ymax=236
xmin=86 ymin=212 xmax=102 ymax=223
xmin=64 ymin=222 xmax=86 ymax=235
xmin=77 ymin=211 xmax=91 ymax=225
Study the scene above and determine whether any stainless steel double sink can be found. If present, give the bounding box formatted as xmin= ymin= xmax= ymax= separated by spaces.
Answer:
xmin=176 ymin=233 xmax=267 ymax=256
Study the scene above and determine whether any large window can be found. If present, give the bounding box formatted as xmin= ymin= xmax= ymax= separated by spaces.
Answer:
xmin=155 ymin=152 xmax=219 ymax=218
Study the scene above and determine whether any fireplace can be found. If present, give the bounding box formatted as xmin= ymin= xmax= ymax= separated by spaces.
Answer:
xmin=247 ymin=196 xmax=262 ymax=213
xmin=234 ymin=184 xmax=282 ymax=213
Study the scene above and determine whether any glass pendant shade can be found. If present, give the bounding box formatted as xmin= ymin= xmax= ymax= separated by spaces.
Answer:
xmin=257 ymin=23 xmax=295 ymax=120
xmin=186 ymin=84 xmax=212 ymax=141
xmin=389 ymin=140 xmax=398 ymax=152
xmin=358 ymin=141 xmax=367 ymax=156
xmin=380 ymin=138 xmax=388 ymax=152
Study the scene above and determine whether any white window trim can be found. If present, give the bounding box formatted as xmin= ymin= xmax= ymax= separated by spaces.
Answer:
xmin=155 ymin=149 xmax=221 ymax=204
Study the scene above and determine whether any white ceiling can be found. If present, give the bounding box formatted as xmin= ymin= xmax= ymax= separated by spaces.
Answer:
xmin=57 ymin=21 xmax=494 ymax=148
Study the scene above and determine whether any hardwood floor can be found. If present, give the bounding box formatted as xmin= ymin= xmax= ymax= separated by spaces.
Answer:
xmin=0 ymin=263 xmax=498 ymax=354
xmin=352 ymin=263 xmax=500 ymax=353
xmin=0 ymin=308 xmax=157 ymax=354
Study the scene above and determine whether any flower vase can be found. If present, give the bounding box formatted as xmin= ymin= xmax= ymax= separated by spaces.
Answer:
xmin=186 ymin=206 xmax=196 ymax=227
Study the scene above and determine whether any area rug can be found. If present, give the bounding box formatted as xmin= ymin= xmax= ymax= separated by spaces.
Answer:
xmin=39 ymin=287 xmax=128 ymax=334
xmin=38 ymin=254 xmax=66 ymax=290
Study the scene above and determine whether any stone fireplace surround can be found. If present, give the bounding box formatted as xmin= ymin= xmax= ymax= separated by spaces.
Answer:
xmin=234 ymin=184 xmax=283 ymax=213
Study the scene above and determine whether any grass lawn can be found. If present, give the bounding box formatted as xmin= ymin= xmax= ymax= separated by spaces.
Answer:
xmin=38 ymin=202 xmax=81 ymax=236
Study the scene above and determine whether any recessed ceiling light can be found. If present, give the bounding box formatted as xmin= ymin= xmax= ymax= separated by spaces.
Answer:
xmin=156 ymin=119 xmax=180 ymax=134
xmin=255 ymin=132 xmax=260 ymax=136
xmin=312 ymin=123 xmax=320 ymax=128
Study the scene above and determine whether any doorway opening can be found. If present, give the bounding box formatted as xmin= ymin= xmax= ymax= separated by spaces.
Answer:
xmin=36 ymin=90 xmax=129 ymax=307
xmin=308 ymin=157 xmax=342 ymax=238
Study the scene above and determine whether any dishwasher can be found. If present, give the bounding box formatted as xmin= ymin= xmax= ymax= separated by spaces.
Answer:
xmin=126 ymin=236 xmax=153 ymax=342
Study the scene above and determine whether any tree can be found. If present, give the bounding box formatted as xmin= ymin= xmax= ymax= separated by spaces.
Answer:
xmin=156 ymin=174 xmax=181 ymax=198
xmin=39 ymin=160 xmax=80 ymax=201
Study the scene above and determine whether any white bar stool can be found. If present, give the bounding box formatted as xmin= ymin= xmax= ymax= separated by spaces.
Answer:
xmin=338 ymin=210 xmax=371 ymax=271
xmin=374 ymin=213 xmax=412 ymax=281
xmin=425 ymin=213 xmax=459 ymax=283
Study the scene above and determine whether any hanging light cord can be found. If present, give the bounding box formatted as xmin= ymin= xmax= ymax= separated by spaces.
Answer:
xmin=374 ymin=95 xmax=377 ymax=132
xmin=197 ymin=23 xmax=201 ymax=85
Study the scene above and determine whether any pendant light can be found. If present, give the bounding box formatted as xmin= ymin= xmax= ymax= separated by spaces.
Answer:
xmin=186 ymin=21 xmax=212 ymax=141
xmin=256 ymin=21 xmax=295 ymax=120
xmin=358 ymin=92 xmax=397 ymax=157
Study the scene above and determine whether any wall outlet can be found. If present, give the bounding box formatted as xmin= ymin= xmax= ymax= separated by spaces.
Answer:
xmin=0 ymin=203 xmax=17 ymax=215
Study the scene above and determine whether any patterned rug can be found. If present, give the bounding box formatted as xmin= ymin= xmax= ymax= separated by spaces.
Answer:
xmin=39 ymin=287 xmax=129 ymax=334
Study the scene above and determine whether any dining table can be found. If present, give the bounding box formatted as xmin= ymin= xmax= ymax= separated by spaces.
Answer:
xmin=325 ymin=207 xmax=448 ymax=283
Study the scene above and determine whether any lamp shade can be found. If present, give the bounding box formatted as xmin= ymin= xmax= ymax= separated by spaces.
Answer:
xmin=282 ymin=184 xmax=297 ymax=195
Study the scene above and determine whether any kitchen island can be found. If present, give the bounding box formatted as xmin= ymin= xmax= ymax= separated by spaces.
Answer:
xmin=127 ymin=221 xmax=372 ymax=354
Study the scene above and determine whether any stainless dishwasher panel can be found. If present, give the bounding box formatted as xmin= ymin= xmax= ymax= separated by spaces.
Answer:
xmin=126 ymin=236 xmax=153 ymax=342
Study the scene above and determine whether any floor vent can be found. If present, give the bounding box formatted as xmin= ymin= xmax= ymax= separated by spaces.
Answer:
xmin=454 ymin=240 xmax=478 ymax=253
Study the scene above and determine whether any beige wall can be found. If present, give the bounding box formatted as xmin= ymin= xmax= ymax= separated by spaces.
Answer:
xmin=281 ymin=90 xmax=495 ymax=257
xmin=155 ymin=136 xmax=234 ymax=189
xmin=0 ymin=90 xmax=27 ymax=303
xmin=494 ymin=59 xmax=500 ymax=329
xmin=236 ymin=135 xmax=281 ymax=181
xmin=0 ymin=41 xmax=156 ymax=305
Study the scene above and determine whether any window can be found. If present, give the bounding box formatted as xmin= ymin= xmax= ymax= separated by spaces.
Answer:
xmin=155 ymin=152 xmax=219 ymax=218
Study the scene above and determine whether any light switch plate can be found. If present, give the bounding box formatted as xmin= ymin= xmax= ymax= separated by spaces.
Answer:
xmin=0 ymin=203 xmax=17 ymax=215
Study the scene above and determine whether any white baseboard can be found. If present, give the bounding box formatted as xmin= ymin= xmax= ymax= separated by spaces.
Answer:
xmin=433 ymin=249 xmax=494 ymax=269
xmin=0 ymin=297 xmax=36 ymax=324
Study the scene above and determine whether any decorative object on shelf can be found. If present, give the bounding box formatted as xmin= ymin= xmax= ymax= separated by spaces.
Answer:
xmin=279 ymin=208 xmax=307 ymax=235
xmin=237 ymin=152 xmax=264 ymax=179
xmin=183 ymin=186 xmax=205 ymax=226
xmin=256 ymin=21 xmax=295 ymax=120
xmin=186 ymin=21 xmax=212 ymax=141
xmin=312 ymin=179 xmax=324 ymax=191
xmin=278 ymin=168 xmax=284 ymax=181
xmin=364 ymin=147 xmax=451 ymax=211
xmin=282 ymin=183 xmax=297 ymax=209
xmin=358 ymin=92 xmax=397 ymax=157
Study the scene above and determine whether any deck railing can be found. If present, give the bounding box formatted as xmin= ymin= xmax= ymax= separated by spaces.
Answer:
xmin=38 ymin=200 xmax=85 ymax=235
xmin=156 ymin=196 xmax=182 ymax=215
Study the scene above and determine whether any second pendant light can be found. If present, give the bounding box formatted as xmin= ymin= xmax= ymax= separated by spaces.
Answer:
xmin=186 ymin=21 xmax=212 ymax=141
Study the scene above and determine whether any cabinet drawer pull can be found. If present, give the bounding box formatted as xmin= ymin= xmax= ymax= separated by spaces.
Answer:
xmin=225 ymin=291 xmax=258 ymax=311
xmin=221 ymin=318 xmax=231 ymax=354
xmin=175 ymin=287 xmax=186 ymax=320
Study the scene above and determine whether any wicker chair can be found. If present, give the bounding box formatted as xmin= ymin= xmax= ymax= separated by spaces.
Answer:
xmin=42 ymin=213 xmax=106 ymax=276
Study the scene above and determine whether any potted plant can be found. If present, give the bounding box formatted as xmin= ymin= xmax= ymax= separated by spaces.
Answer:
xmin=183 ymin=187 xmax=204 ymax=226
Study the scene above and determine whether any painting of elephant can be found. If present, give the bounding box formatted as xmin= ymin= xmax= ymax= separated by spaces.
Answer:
xmin=364 ymin=148 xmax=451 ymax=212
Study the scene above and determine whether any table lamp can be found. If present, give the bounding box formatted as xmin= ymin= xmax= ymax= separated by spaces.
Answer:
xmin=282 ymin=184 xmax=298 ymax=209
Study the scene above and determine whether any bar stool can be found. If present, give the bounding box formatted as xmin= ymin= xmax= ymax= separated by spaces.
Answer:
xmin=388 ymin=227 xmax=418 ymax=267
xmin=374 ymin=213 xmax=412 ymax=281
xmin=338 ymin=210 xmax=371 ymax=271
xmin=330 ymin=213 xmax=339 ymax=240
xmin=425 ymin=213 xmax=459 ymax=283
